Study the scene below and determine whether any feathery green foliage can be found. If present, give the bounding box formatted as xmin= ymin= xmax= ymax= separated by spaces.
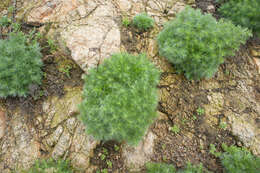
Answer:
xmin=146 ymin=163 xmax=176 ymax=173
xmin=146 ymin=162 xmax=209 ymax=173
xmin=219 ymin=0 xmax=260 ymax=36
xmin=79 ymin=53 xmax=160 ymax=145
xmin=157 ymin=6 xmax=251 ymax=80
xmin=132 ymin=13 xmax=154 ymax=32
xmin=220 ymin=144 xmax=260 ymax=173
xmin=178 ymin=163 xmax=205 ymax=173
xmin=25 ymin=158 xmax=73 ymax=173
xmin=0 ymin=31 xmax=43 ymax=97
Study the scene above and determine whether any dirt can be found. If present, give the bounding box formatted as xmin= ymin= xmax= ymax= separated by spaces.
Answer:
xmin=0 ymin=25 xmax=84 ymax=133
xmin=1 ymin=1 xmax=260 ymax=172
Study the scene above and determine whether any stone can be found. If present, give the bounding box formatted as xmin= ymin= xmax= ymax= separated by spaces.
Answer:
xmin=0 ymin=109 xmax=6 ymax=139
xmin=122 ymin=130 xmax=156 ymax=171
xmin=43 ymin=125 xmax=64 ymax=147
xmin=204 ymin=92 xmax=224 ymax=116
xmin=227 ymin=111 xmax=260 ymax=156
xmin=61 ymin=2 xmax=121 ymax=71
xmin=253 ymin=58 xmax=260 ymax=74
xmin=206 ymin=5 xmax=215 ymax=13
xmin=0 ymin=111 xmax=40 ymax=171
xmin=69 ymin=121 xmax=99 ymax=169
xmin=51 ymin=129 xmax=71 ymax=159
xmin=43 ymin=86 xmax=82 ymax=128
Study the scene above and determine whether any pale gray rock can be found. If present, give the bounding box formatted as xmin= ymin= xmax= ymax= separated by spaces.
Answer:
xmin=69 ymin=122 xmax=99 ymax=169
xmin=43 ymin=87 xmax=82 ymax=128
xmin=43 ymin=125 xmax=64 ymax=147
xmin=51 ymin=129 xmax=71 ymax=159
xmin=122 ymin=130 xmax=156 ymax=171
xmin=0 ymin=111 xmax=40 ymax=171
xmin=0 ymin=110 xmax=6 ymax=139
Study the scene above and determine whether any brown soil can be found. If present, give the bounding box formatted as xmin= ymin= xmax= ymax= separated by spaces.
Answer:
xmin=0 ymin=26 xmax=84 ymax=131
xmin=1 ymin=1 xmax=260 ymax=173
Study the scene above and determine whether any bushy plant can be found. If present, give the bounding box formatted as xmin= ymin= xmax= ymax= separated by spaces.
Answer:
xmin=24 ymin=158 xmax=73 ymax=173
xmin=132 ymin=13 xmax=154 ymax=31
xmin=218 ymin=0 xmax=260 ymax=36
xmin=146 ymin=162 xmax=209 ymax=173
xmin=146 ymin=163 xmax=176 ymax=173
xmin=0 ymin=31 xmax=43 ymax=97
xmin=157 ymin=6 xmax=251 ymax=80
xmin=178 ymin=163 xmax=205 ymax=173
xmin=79 ymin=53 xmax=160 ymax=145
xmin=220 ymin=144 xmax=260 ymax=173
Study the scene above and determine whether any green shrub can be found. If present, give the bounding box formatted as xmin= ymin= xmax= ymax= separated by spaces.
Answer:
xmin=0 ymin=31 xmax=43 ymax=97
xmin=122 ymin=16 xmax=131 ymax=27
xmin=219 ymin=0 xmax=260 ymax=36
xmin=146 ymin=162 xmax=209 ymax=173
xmin=157 ymin=6 xmax=251 ymax=80
xmin=146 ymin=163 xmax=176 ymax=173
xmin=220 ymin=144 xmax=260 ymax=173
xmin=79 ymin=53 xmax=160 ymax=145
xmin=0 ymin=16 xmax=10 ymax=27
xmin=178 ymin=163 xmax=205 ymax=173
xmin=25 ymin=158 xmax=73 ymax=173
xmin=132 ymin=13 xmax=154 ymax=31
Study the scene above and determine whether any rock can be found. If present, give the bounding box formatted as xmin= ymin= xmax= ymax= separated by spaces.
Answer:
xmin=122 ymin=130 xmax=156 ymax=171
xmin=253 ymin=58 xmax=260 ymax=74
xmin=206 ymin=5 xmax=215 ymax=13
xmin=22 ymin=0 xmax=121 ymax=72
xmin=51 ymin=129 xmax=71 ymax=159
xmin=43 ymin=125 xmax=64 ymax=148
xmin=0 ymin=110 xmax=40 ymax=171
xmin=0 ymin=109 xmax=6 ymax=139
xmin=204 ymin=92 xmax=224 ymax=115
xmin=117 ymin=0 xmax=132 ymax=11
xmin=43 ymin=86 xmax=82 ymax=128
xmin=61 ymin=2 xmax=121 ymax=71
xmin=227 ymin=111 xmax=260 ymax=156
xmin=69 ymin=122 xmax=99 ymax=169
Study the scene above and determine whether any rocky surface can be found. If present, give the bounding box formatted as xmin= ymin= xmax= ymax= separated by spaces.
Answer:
xmin=0 ymin=0 xmax=259 ymax=172
xmin=122 ymin=129 xmax=157 ymax=172
xmin=0 ymin=109 xmax=41 ymax=172
xmin=0 ymin=109 xmax=6 ymax=139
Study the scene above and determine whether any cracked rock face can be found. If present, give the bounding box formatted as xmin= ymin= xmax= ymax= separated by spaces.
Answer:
xmin=122 ymin=129 xmax=157 ymax=171
xmin=0 ymin=110 xmax=41 ymax=172
xmin=21 ymin=0 xmax=187 ymax=72
xmin=24 ymin=0 xmax=121 ymax=72
xmin=41 ymin=86 xmax=99 ymax=170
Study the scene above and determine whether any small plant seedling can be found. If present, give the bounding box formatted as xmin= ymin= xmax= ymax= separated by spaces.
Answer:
xmin=171 ymin=125 xmax=180 ymax=134
xmin=59 ymin=64 xmax=72 ymax=78
xmin=132 ymin=13 xmax=154 ymax=32
xmin=181 ymin=118 xmax=188 ymax=125
xmin=224 ymin=69 xmax=230 ymax=76
xmin=47 ymin=38 xmax=58 ymax=53
xmin=196 ymin=107 xmax=205 ymax=116
xmin=114 ymin=145 xmax=120 ymax=152
xmin=100 ymin=154 xmax=106 ymax=161
xmin=101 ymin=169 xmax=108 ymax=173
xmin=209 ymin=144 xmax=221 ymax=157
xmin=192 ymin=115 xmax=197 ymax=120
xmin=122 ymin=16 xmax=130 ymax=27
xmin=219 ymin=122 xmax=227 ymax=129
xmin=103 ymin=148 xmax=108 ymax=155
xmin=0 ymin=16 xmax=10 ymax=27
xmin=106 ymin=160 xmax=112 ymax=168
xmin=162 ymin=143 xmax=166 ymax=150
